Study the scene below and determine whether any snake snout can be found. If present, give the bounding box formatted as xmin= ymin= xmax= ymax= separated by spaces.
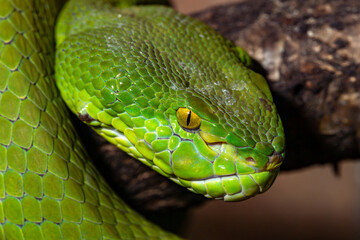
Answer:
xmin=266 ymin=152 xmax=284 ymax=170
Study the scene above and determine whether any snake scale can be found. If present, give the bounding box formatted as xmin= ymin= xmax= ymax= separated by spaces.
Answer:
xmin=0 ymin=0 xmax=285 ymax=239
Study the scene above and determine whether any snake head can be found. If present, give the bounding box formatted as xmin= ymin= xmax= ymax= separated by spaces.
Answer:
xmin=55 ymin=4 xmax=285 ymax=202
xmin=163 ymin=75 xmax=285 ymax=201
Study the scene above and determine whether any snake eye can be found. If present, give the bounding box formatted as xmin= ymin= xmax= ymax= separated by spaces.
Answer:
xmin=176 ymin=108 xmax=201 ymax=130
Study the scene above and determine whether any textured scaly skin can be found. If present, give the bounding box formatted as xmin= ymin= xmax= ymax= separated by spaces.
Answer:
xmin=0 ymin=0 xmax=179 ymax=239
xmin=55 ymin=0 xmax=285 ymax=201
xmin=0 ymin=0 xmax=285 ymax=238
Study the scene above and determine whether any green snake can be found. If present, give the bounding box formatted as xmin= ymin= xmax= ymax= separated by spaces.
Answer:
xmin=0 ymin=0 xmax=285 ymax=239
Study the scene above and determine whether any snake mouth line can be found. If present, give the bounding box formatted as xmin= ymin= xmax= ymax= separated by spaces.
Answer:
xmin=205 ymin=139 xmax=284 ymax=172
xmin=173 ymin=169 xmax=279 ymax=202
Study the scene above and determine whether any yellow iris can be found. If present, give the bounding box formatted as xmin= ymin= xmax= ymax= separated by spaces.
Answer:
xmin=176 ymin=108 xmax=201 ymax=130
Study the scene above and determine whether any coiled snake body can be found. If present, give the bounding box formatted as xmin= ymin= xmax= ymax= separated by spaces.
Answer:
xmin=0 ymin=0 xmax=285 ymax=238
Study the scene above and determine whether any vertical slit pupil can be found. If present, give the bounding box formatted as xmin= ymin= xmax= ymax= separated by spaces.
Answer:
xmin=186 ymin=111 xmax=191 ymax=126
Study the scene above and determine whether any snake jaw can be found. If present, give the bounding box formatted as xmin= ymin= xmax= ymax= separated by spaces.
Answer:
xmin=171 ymin=135 xmax=283 ymax=201
xmin=183 ymin=169 xmax=279 ymax=201
xmin=164 ymin=111 xmax=284 ymax=201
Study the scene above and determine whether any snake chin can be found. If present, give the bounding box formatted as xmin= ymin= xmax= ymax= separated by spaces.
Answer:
xmin=176 ymin=169 xmax=279 ymax=202
xmin=184 ymin=140 xmax=282 ymax=201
